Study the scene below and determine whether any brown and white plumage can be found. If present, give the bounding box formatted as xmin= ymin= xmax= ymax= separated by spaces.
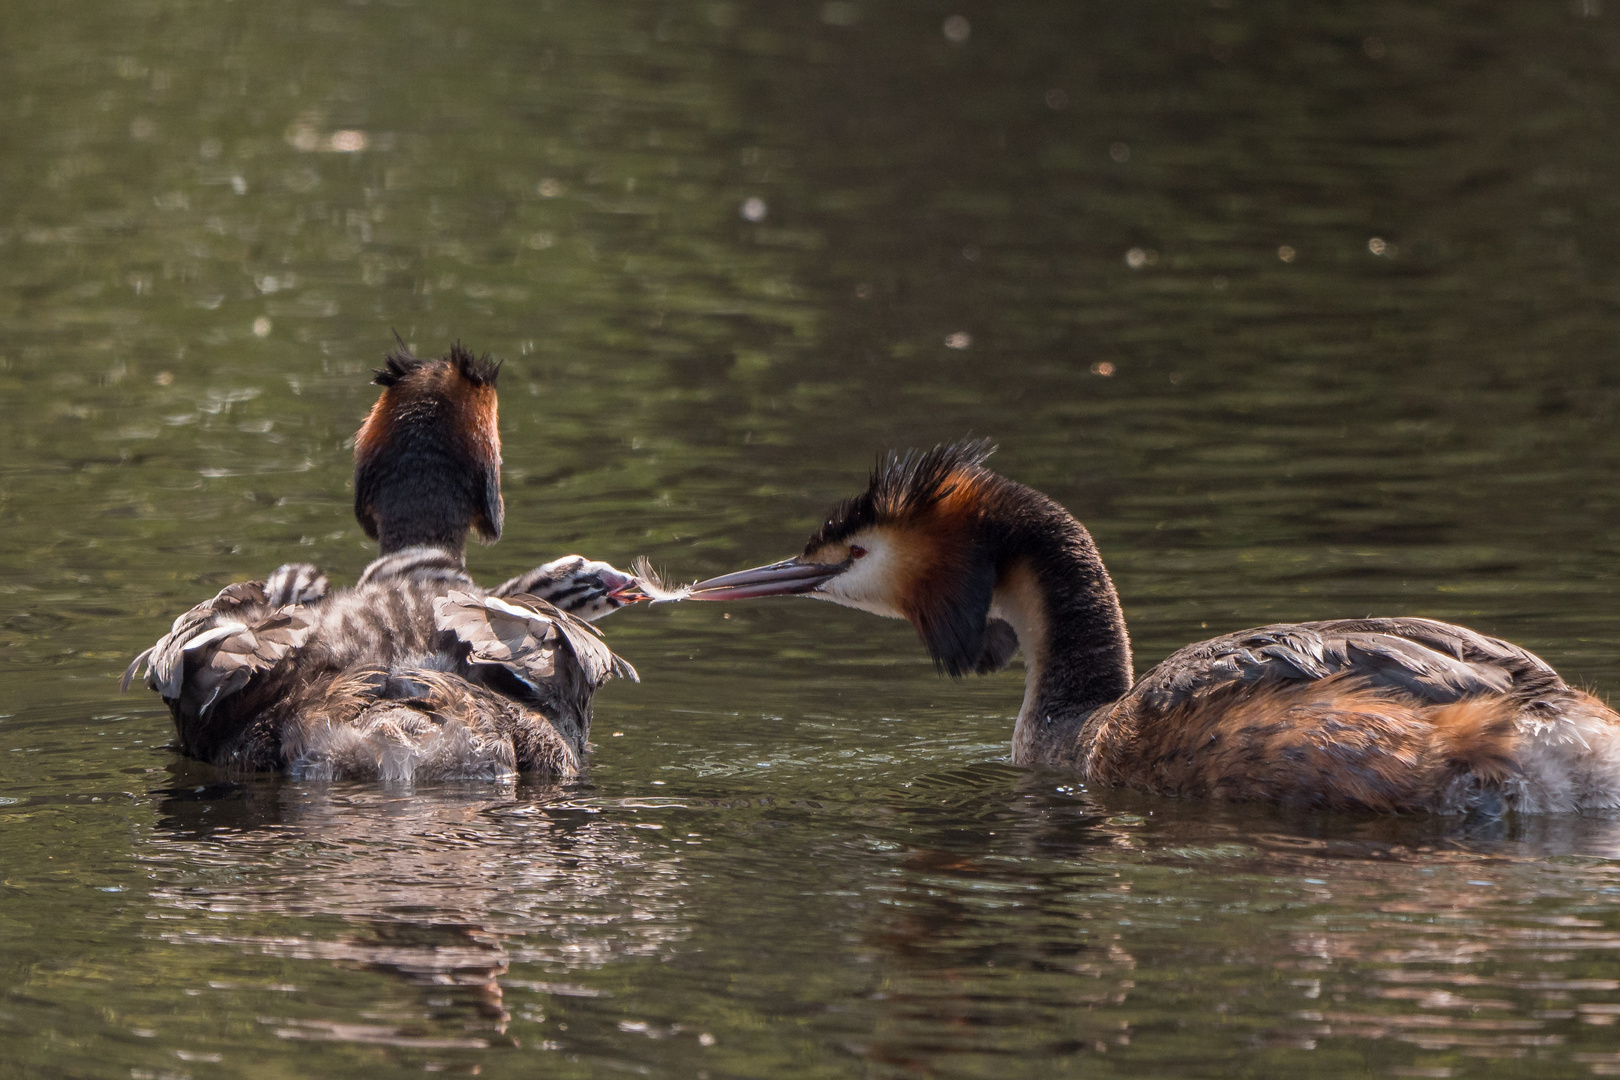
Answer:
xmin=493 ymin=555 xmax=679 ymax=623
xmin=123 ymin=344 xmax=648 ymax=782
xmin=689 ymin=440 xmax=1620 ymax=815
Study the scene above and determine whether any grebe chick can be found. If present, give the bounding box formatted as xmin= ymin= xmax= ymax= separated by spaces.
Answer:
xmin=688 ymin=439 xmax=1620 ymax=815
xmin=123 ymin=343 xmax=647 ymax=783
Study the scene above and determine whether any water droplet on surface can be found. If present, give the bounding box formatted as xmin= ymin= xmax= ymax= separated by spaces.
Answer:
xmin=252 ymin=317 xmax=272 ymax=338
xmin=1278 ymin=245 xmax=1296 ymax=263
xmin=1091 ymin=361 xmax=1117 ymax=377
xmin=741 ymin=197 xmax=767 ymax=222
xmin=1125 ymin=247 xmax=1158 ymax=269
xmin=537 ymin=178 xmax=564 ymax=198
xmin=945 ymin=332 xmax=972 ymax=349
xmin=1368 ymin=237 xmax=1387 ymax=255
xmin=943 ymin=15 xmax=970 ymax=43
xmin=1110 ymin=142 xmax=1131 ymax=163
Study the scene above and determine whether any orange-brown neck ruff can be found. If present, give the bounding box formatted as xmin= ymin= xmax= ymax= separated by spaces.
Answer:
xmin=862 ymin=461 xmax=1133 ymax=711
xmin=355 ymin=362 xmax=500 ymax=469
xmin=352 ymin=391 xmax=395 ymax=471
xmin=892 ymin=468 xmax=1000 ymax=676
xmin=353 ymin=345 xmax=503 ymax=554
xmin=802 ymin=441 xmax=1132 ymax=701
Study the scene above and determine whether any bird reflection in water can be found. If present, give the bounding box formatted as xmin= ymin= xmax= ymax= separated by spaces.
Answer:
xmin=834 ymin=772 xmax=1620 ymax=1072
xmin=145 ymin=763 xmax=689 ymax=1050
xmin=839 ymin=768 xmax=1144 ymax=1070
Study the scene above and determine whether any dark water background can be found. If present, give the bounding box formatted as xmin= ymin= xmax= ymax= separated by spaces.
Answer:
xmin=7 ymin=1 xmax=1620 ymax=1076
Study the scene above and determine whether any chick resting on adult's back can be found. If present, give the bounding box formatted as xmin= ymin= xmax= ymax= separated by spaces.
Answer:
xmin=124 ymin=343 xmax=644 ymax=782
xmin=688 ymin=440 xmax=1620 ymax=815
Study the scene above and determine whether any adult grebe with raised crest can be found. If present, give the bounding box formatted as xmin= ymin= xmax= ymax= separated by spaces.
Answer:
xmin=687 ymin=440 xmax=1620 ymax=815
xmin=124 ymin=343 xmax=655 ymax=782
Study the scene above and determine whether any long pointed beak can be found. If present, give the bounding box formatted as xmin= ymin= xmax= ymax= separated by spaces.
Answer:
xmin=687 ymin=556 xmax=846 ymax=601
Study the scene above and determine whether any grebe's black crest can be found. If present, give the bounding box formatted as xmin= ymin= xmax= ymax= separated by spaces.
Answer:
xmin=805 ymin=437 xmax=996 ymax=553
xmin=374 ymin=339 xmax=501 ymax=389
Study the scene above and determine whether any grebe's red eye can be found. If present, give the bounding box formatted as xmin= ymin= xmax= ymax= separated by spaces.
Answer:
xmin=849 ymin=545 xmax=867 ymax=560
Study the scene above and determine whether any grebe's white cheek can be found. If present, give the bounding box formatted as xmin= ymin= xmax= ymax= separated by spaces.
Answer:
xmin=816 ymin=538 xmax=907 ymax=620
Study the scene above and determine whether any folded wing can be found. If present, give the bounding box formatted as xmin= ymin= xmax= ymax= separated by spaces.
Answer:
xmin=1133 ymin=616 xmax=1566 ymax=714
xmin=433 ymin=590 xmax=638 ymax=695
xmin=121 ymin=580 xmax=314 ymax=720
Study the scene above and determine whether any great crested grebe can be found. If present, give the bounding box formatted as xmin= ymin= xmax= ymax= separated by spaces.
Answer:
xmin=688 ymin=440 xmax=1620 ymax=814
xmin=123 ymin=343 xmax=653 ymax=782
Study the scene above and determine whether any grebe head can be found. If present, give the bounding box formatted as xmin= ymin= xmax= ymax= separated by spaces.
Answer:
xmin=517 ymin=556 xmax=650 ymax=622
xmin=689 ymin=439 xmax=1009 ymax=675
xmin=353 ymin=341 xmax=504 ymax=555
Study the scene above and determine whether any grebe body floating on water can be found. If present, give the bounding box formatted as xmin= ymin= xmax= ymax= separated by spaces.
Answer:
xmin=689 ymin=440 xmax=1620 ymax=814
xmin=124 ymin=344 xmax=649 ymax=782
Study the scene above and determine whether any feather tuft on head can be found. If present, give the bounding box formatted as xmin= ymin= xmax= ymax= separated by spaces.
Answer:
xmin=374 ymin=336 xmax=501 ymax=389
xmin=804 ymin=437 xmax=996 ymax=554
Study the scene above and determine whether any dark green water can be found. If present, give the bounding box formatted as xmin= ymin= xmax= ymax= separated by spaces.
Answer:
xmin=7 ymin=1 xmax=1620 ymax=1076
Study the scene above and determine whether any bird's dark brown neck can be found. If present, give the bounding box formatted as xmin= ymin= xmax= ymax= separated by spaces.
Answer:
xmin=376 ymin=516 xmax=468 ymax=557
xmin=986 ymin=494 xmax=1133 ymax=766
xmin=356 ymin=429 xmax=488 ymax=557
